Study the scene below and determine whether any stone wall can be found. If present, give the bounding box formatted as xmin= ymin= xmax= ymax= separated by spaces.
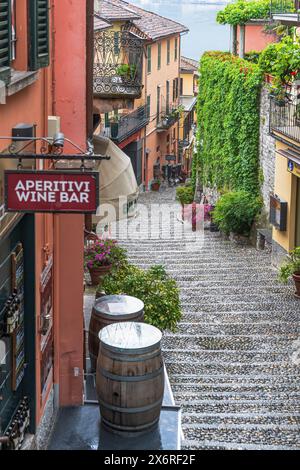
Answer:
xmin=259 ymin=86 xmax=276 ymax=217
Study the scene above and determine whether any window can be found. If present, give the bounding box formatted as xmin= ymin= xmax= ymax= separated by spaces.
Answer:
xmin=174 ymin=38 xmax=178 ymax=61
xmin=29 ymin=0 xmax=50 ymax=70
xmin=180 ymin=77 xmax=183 ymax=96
xmin=166 ymin=81 xmax=170 ymax=115
xmin=147 ymin=45 xmax=152 ymax=74
xmin=175 ymin=78 xmax=179 ymax=99
xmin=167 ymin=39 xmax=170 ymax=65
xmin=156 ymin=86 xmax=160 ymax=123
xmin=157 ymin=42 xmax=161 ymax=70
xmin=146 ymin=95 xmax=151 ymax=119
xmin=172 ymin=79 xmax=176 ymax=102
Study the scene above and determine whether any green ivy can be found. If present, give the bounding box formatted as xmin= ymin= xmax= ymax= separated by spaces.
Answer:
xmin=217 ymin=0 xmax=294 ymax=26
xmin=194 ymin=52 xmax=263 ymax=195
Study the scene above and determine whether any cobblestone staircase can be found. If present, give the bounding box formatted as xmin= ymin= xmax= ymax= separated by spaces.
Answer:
xmin=116 ymin=187 xmax=300 ymax=450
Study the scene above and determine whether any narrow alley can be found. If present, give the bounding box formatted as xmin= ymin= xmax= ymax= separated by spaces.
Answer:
xmin=117 ymin=188 xmax=300 ymax=450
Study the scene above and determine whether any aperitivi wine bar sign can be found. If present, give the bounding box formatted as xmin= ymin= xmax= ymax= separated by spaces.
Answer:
xmin=4 ymin=170 xmax=99 ymax=213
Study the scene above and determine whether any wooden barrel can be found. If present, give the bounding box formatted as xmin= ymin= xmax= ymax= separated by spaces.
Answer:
xmin=88 ymin=295 xmax=144 ymax=372
xmin=96 ymin=322 xmax=164 ymax=435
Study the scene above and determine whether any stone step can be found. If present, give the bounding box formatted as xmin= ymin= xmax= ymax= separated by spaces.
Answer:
xmin=182 ymin=439 xmax=298 ymax=450
xmin=180 ymin=400 xmax=300 ymax=414
xmin=172 ymin=322 xmax=300 ymax=335
xmin=165 ymin=361 xmax=298 ymax=376
xmin=166 ymin=373 xmax=299 ymax=386
xmin=182 ymin=412 xmax=300 ymax=426
xmin=171 ymin=383 xmax=300 ymax=394
xmin=163 ymin=349 xmax=293 ymax=363
xmin=181 ymin=312 xmax=300 ymax=323
xmin=173 ymin=391 xmax=300 ymax=402
xmin=181 ymin=424 xmax=300 ymax=448
xmin=177 ymin=301 xmax=300 ymax=313
xmin=162 ymin=335 xmax=298 ymax=351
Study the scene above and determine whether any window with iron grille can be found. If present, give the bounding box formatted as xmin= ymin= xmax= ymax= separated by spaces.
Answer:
xmin=29 ymin=0 xmax=50 ymax=71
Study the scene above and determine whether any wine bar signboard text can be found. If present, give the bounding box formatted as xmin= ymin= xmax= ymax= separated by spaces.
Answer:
xmin=4 ymin=170 xmax=99 ymax=213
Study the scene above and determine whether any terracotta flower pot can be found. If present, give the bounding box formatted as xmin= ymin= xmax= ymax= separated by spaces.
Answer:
xmin=292 ymin=272 xmax=300 ymax=299
xmin=151 ymin=183 xmax=160 ymax=191
xmin=88 ymin=264 xmax=112 ymax=286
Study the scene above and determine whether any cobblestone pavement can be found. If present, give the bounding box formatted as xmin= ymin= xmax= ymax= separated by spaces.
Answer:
xmin=114 ymin=187 xmax=300 ymax=450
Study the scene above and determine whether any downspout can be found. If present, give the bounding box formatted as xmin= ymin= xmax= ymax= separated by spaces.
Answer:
xmin=50 ymin=0 xmax=56 ymax=116
xmin=86 ymin=0 xmax=94 ymax=143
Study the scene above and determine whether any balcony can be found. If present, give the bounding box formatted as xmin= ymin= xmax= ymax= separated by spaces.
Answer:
xmin=157 ymin=106 xmax=181 ymax=131
xmin=270 ymin=0 xmax=300 ymax=24
xmin=94 ymin=30 xmax=143 ymax=99
xmin=103 ymin=105 xmax=149 ymax=144
xmin=269 ymin=96 xmax=300 ymax=144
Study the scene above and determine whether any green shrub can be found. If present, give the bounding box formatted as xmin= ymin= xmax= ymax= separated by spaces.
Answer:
xmin=101 ymin=264 xmax=182 ymax=332
xmin=279 ymin=247 xmax=300 ymax=283
xmin=176 ymin=185 xmax=194 ymax=205
xmin=213 ymin=191 xmax=262 ymax=236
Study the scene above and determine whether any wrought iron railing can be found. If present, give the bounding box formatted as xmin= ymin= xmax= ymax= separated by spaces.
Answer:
xmin=108 ymin=105 xmax=149 ymax=143
xmin=94 ymin=30 xmax=143 ymax=98
xmin=269 ymin=96 xmax=300 ymax=143
xmin=270 ymin=0 xmax=300 ymax=21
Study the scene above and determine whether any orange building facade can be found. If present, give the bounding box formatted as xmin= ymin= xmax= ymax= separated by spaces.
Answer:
xmin=0 ymin=0 xmax=93 ymax=449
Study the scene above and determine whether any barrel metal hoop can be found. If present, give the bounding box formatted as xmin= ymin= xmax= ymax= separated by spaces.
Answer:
xmin=99 ymin=342 xmax=162 ymax=355
xmin=99 ymin=349 xmax=162 ymax=363
xmin=98 ymin=397 xmax=163 ymax=414
xmin=98 ymin=365 xmax=164 ymax=382
xmin=101 ymin=416 xmax=160 ymax=433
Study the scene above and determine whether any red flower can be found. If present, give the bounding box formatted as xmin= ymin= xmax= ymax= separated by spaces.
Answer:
xmin=291 ymin=71 xmax=297 ymax=76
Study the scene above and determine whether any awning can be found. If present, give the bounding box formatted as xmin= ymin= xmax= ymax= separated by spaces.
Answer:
xmin=180 ymin=95 xmax=197 ymax=112
xmin=92 ymin=134 xmax=139 ymax=225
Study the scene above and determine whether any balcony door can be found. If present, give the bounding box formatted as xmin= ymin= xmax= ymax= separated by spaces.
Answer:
xmin=296 ymin=176 xmax=300 ymax=247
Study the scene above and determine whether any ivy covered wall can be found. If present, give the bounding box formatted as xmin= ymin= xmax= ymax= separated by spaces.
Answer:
xmin=194 ymin=52 xmax=263 ymax=195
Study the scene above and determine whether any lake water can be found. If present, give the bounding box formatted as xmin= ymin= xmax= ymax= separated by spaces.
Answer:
xmin=129 ymin=0 xmax=231 ymax=61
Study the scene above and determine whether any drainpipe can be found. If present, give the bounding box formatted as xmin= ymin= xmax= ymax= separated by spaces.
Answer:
xmin=50 ymin=0 xmax=56 ymax=116
xmin=239 ymin=24 xmax=245 ymax=59
xmin=86 ymin=0 xmax=94 ymax=142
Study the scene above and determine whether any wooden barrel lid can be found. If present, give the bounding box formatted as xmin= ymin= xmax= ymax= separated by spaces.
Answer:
xmin=93 ymin=295 xmax=144 ymax=320
xmin=99 ymin=322 xmax=162 ymax=353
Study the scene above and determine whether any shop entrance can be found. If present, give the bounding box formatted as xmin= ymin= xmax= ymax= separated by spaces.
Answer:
xmin=296 ymin=177 xmax=300 ymax=247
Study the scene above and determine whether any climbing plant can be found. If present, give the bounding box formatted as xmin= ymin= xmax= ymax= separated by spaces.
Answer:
xmin=194 ymin=52 xmax=263 ymax=194
xmin=217 ymin=0 xmax=294 ymax=26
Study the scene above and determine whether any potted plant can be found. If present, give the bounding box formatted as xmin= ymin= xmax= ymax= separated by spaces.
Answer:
xmin=151 ymin=179 xmax=161 ymax=191
xmin=279 ymin=247 xmax=300 ymax=299
xmin=176 ymin=185 xmax=194 ymax=221
xmin=116 ymin=63 xmax=137 ymax=82
xmin=109 ymin=115 xmax=119 ymax=139
xmin=84 ymin=239 xmax=127 ymax=286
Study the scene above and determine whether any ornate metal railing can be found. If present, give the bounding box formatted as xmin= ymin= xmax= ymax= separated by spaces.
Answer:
xmin=94 ymin=30 xmax=143 ymax=98
xmin=269 ymin=96 xmax=300 ymax=143
xmin=108 ymin=105 xmax=149 ymax=143
xmin=270 ymin=0 xmax=300 ymax=21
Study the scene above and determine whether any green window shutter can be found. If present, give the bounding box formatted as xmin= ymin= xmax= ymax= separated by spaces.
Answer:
xmin=0 ymin=0 xmax=12 ymax=83
xmin=166 ymin=81 xmax=169 ymax=115
xmin=175 ymin=38 xmax=178 ymax=61
xmin=113 ymin=32 xmax=119 ymax=55
xmin=29 ymin=0 xmax=50 ymax=71
xmin=167 ymin=40 xmax=170 ymax=65
xmin=157 ymin=43 xmax=161 ymax=70
xmin=147 ymin=45 xmax=151 ymax=74
xmin=146 ymin=95 xmax=151 ymax=119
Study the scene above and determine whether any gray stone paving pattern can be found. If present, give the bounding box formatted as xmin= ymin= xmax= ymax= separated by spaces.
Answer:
xmin=114 ymin=187 xmax=300 ymax=450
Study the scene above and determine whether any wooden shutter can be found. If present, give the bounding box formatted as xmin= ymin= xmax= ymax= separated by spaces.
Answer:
xmin=0 ymin=0 xmax=11 ymax=83
xmin=29 ymin=0 xmax=49 ymax=70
